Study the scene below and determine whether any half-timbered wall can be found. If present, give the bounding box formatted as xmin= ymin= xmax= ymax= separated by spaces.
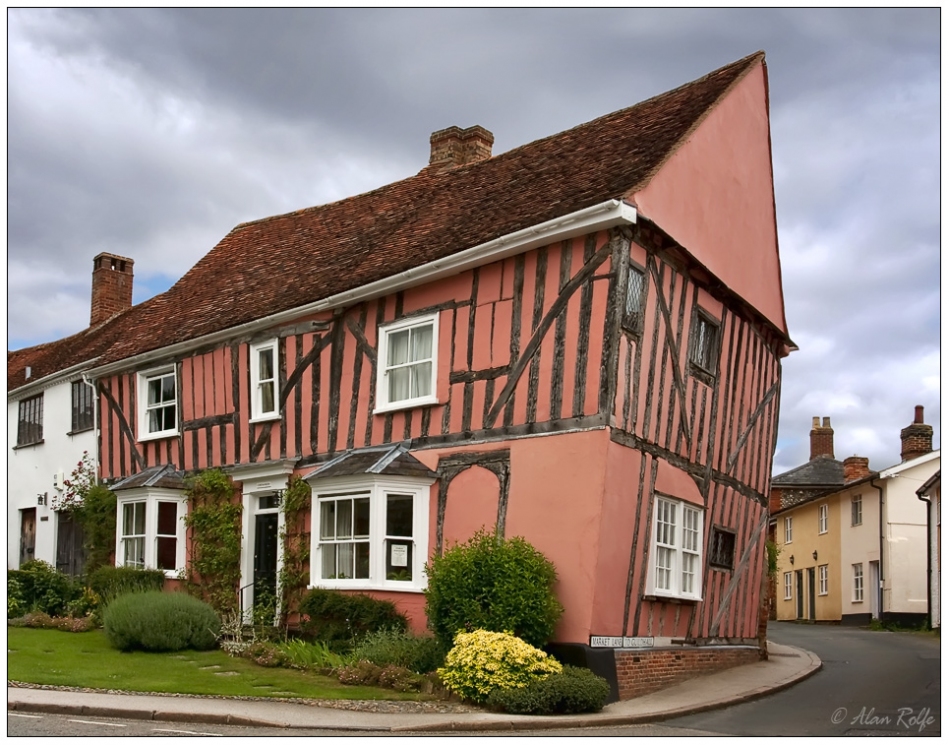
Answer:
xmin=602 ymin=220 xmax=782 ymax=643
xmin=98 ymin=228 xmax=620 ymax=480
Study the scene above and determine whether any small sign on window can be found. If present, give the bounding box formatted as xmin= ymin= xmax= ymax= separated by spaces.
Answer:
xmin=390 ymin=544 xmax=408 ymax=567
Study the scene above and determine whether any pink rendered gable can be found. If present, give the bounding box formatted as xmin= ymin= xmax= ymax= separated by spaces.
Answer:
xmin=631 ymin=62 xmax=788 ymax=335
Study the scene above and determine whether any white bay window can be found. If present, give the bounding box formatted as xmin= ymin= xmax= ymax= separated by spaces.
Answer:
xmin=310 ymin=476 xmax=431 ymax=592
xmin=115 ymin=489 xmax=187 ymax=576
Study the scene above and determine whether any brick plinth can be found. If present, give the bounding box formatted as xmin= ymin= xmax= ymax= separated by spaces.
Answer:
xmin=614 ymin=645 xmax=759 ymax=700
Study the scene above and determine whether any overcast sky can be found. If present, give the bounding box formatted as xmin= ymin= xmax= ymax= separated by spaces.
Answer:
xmin=6 ymin=8 xmax=940 ymax=474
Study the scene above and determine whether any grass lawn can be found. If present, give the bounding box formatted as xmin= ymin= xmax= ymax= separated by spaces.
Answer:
xmin=7 ymin=627 xmax=427 ymax=701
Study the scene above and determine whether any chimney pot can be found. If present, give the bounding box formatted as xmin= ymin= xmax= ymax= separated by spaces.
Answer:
xmin=91 ymin=252 xmax=134 ymax=327
xmin=809 ymin=415 xmax=835 ymax=460
xmin=915 ymin=405 xmax=924 ymax=424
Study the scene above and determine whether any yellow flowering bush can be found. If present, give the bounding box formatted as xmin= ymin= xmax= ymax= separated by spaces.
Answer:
xmin=437 ymin=629 xmax=562 ymax=703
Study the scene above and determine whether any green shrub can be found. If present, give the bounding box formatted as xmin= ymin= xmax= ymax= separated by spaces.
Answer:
xmin=66 ymin=587 xmax=101 ymax=621
xmin=437 ymin=629 xmax=562 ymax=704
xmin=87 ymin=565 xmax=166 ymax=603
xmin=8 ymin=577 xmax=25 ymax=619
xmin=298 ymin=589 xmax=407 ymax=652
xmin=351 ymin=628 xmax=448 ymax=674
xmin=486 ymin=665 xmax=611 ymax=714
xmin=102 ymin=591 xmax=221 ymax=652
xmin=424 ymin=530 xmax=563 ymax=648
xmin=8 ymin=560 xmax=82 ymax=617
xmin=276 ymin=638 xmax=349 ymax=670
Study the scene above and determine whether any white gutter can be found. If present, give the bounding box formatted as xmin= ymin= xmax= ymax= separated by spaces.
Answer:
xmin=87 ymin=199 xmax=637 ymax=378
xmin=8 ymin=357 xmax=103 ymax=401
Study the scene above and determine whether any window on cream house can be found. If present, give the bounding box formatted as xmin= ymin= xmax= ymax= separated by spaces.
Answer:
xmin=250 ymin=339 xmax=280 ymax=421
xmin=818 ymin=503 xmax=828 ymax=534
xmin=852 ymin=494 xmax=863 ymax=526
xmin=312 ymin=476 xmax=431 ymax=592
xmin=116 ymin=491 xmax=187 ymax=575
xmin=819 ymin=564 xmax=828 ymax=595
xmin=784 ymin=571 xmax=793 ymax=600
xmin=784 ymin=516 xmax=793 ymax=544
xmin=852 ymin=563 xmax=864 ymax=602
xmin=375 ymin=313 xmax=439 ymax=413
xmin=646 ymin=496 xmax=703 ymax=601
xmin=137 ymin=367 xmax=178 ymax=440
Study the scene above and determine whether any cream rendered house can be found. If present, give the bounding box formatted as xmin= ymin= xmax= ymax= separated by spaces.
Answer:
xmin=772 ymin=408 xmax=939 ymax=626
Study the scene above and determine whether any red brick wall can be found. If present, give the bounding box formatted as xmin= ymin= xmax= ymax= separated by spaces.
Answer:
xmin=614 ymin=645 xmax=759 ymax=699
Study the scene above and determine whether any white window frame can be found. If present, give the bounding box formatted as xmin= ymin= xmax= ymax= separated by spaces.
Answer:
xmin=249 ymin=339 xmax=281 ymax=422
xmin=784 ymin=571 xmax=793 ymax=600
xmin=115 ymin=488 xmax=188 ymax=578
xmin=852 ymin=563 xmax=864 ymax=602
xmin=784 ymin=516 xmax=793 ymax=544
xmin=645 ymin=495 xmax=704 ymax=601
xmin=310 ymin=475 xmax=433 ymax=593
xmin=819 ymin=564 xmax=828 ymax=596
xmin=374 ymin=313 xmax=439 ymax=414
xmin=818 ymin=503 xmax=828 ymax=534
xmin=852 ymin=494 xmax=863 ymax=526
xmin=137 ymin=366 xmax=178 ymax=441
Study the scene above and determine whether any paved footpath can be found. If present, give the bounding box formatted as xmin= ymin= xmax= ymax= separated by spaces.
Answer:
xmin=8 ymin=642 xmax=819 ymax=732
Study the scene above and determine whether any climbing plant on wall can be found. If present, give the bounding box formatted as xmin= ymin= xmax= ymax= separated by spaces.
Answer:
xmin=51 ymin=451 xmax=117 ymax=573
xmin=278 ymin=475 xmax=311 ymax=626
xmin=182 ymin=469 xmax=242 ymax=616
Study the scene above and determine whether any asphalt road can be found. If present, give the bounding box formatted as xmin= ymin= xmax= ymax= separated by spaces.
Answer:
xmin=667 ymin=622 xmax=941 ymax=736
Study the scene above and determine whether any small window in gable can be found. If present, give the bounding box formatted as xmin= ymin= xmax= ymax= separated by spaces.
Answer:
xmin=709 ymin=526 xmax=736 ymax=570
xmin=623 ymin=263 xmax=646 ymax=333
xmin=688 ymin=310 xmax=720 ymax=378
xmin=137 ymin=367 xmax=178 ymax=440
xmin=375 ymin=313 xmax=439 ymax=413
xmin=250 ymin=340 xmax=280 ymax=422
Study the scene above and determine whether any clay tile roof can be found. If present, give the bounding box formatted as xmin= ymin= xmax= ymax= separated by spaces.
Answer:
xmin=7 ymin=300 xmax=156 ymax=393
xmin=11 ymin=51 xmax=766 ymax=380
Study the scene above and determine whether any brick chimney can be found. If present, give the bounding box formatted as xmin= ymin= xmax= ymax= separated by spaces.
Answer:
xmin=90 ymin=252 xmax=134 ymax=327
xmin=810 ymin=416 xmax=835 ymax=460
xmin=900 ymin=405 xmax=933 ymax=462
xmin=843 ymin=456 xmax=871 ymax=482
xmin=428 ymin=126 xmax=494 ymax=171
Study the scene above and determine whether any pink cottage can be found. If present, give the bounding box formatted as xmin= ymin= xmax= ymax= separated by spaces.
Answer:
xmin=35 ymin=52 xmax=793 ymax=699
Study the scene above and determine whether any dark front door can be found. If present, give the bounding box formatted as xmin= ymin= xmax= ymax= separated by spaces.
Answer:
xmin=807 ymin=568 xmax=816 ymax=620
xmin=56 ymin=511 xmax=85 ymax=577
xmin=253 ymin=513 xmax=279 ymax=621
xmin=19 ymin=508 xmax=36 ymax=566
xmin=795 ymin=570 xmax=804 ymax=619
